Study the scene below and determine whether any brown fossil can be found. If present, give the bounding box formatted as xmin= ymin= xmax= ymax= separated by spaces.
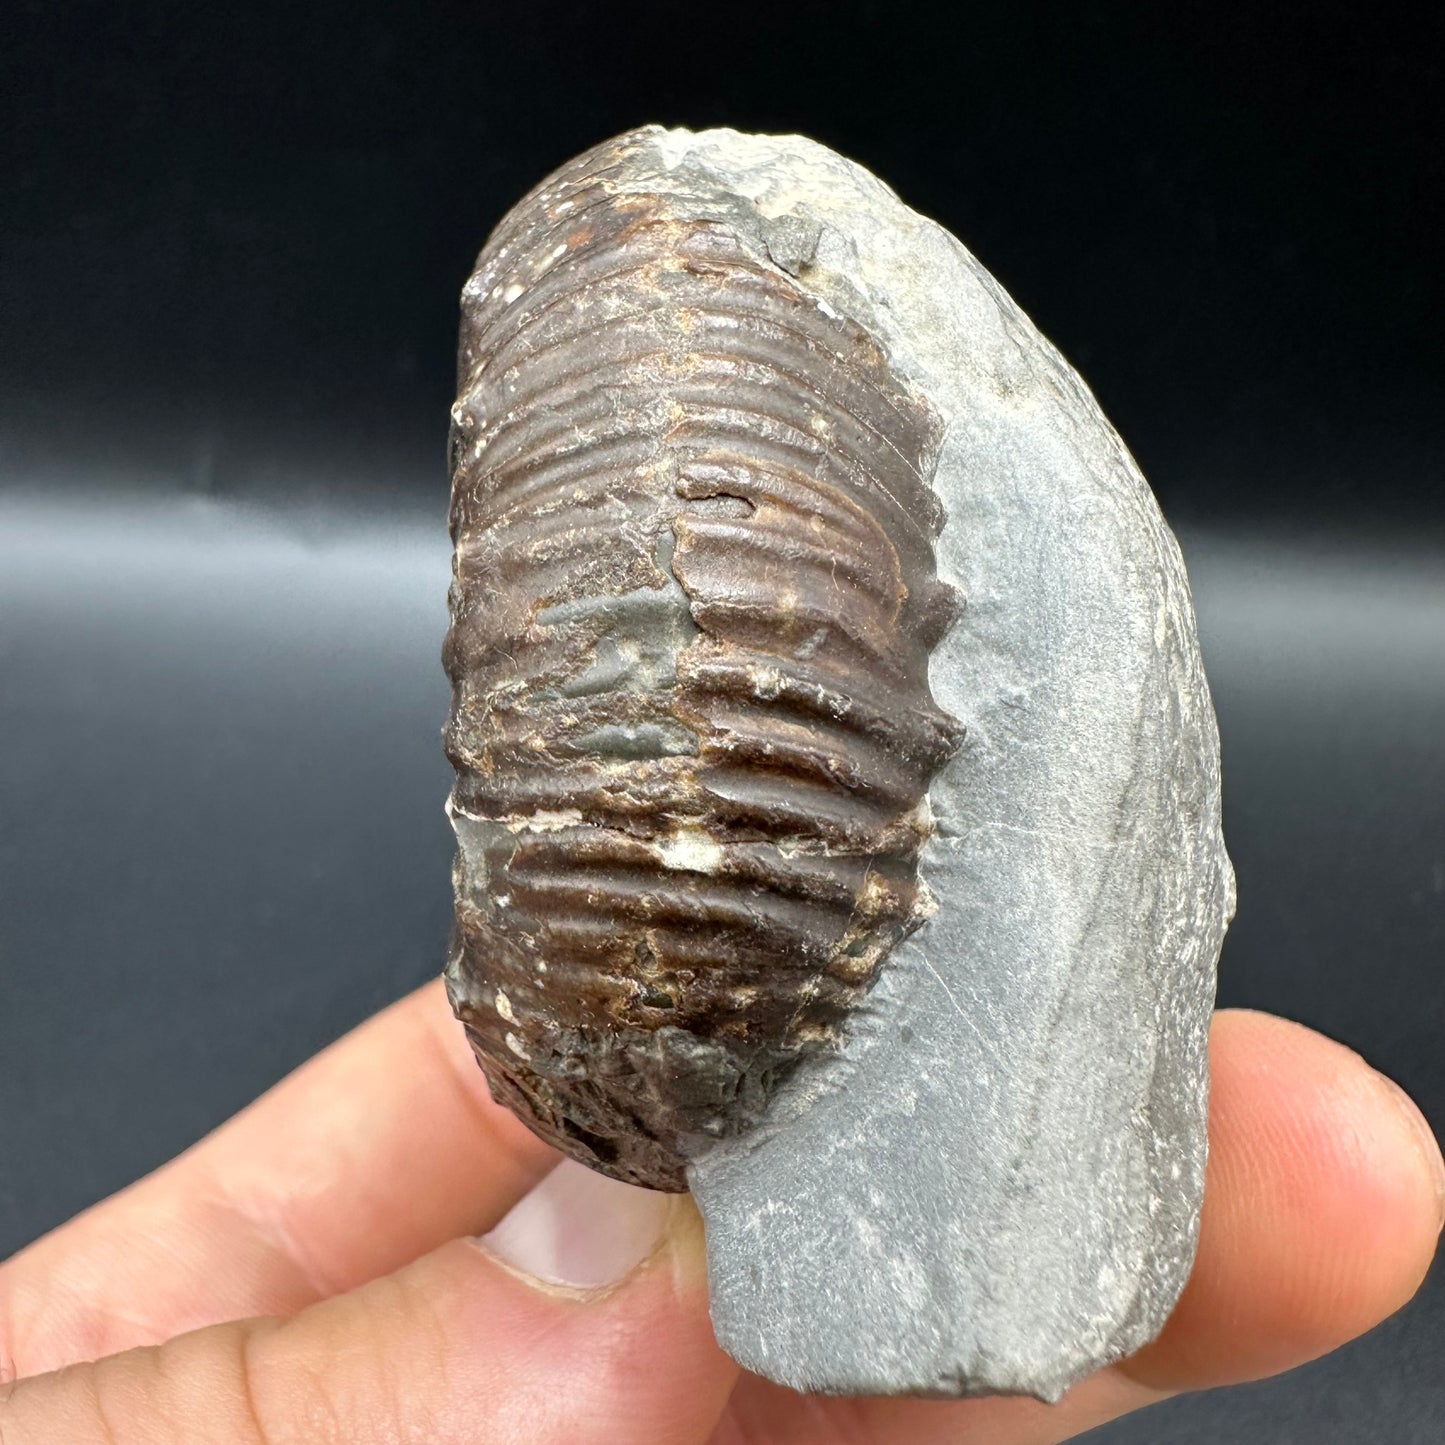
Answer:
xmin=443 ymin=131 xmax=963 ymax=1190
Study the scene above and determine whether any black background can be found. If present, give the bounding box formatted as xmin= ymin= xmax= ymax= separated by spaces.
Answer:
xmin=1 ymin=2 xmax=1441 ymax=1439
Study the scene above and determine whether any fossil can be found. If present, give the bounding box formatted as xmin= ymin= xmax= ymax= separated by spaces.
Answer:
xmin=444 ymin=126 xmax=1234 ymax=1399
xmin=443 ymin=130 xmax=963 ymax=1192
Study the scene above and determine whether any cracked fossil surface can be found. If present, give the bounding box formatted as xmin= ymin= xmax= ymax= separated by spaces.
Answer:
xmin=444 ymin=125 xmax=1234 ymax=1400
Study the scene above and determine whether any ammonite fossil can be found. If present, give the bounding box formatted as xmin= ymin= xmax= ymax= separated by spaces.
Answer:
xmin=444 ymin=127 xmax=1233 ymax=1400
xmin=444 ymin=130 xmax=963 ymax=1192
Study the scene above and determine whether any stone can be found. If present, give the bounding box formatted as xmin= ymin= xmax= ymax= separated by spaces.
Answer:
xmin=445 ymin=125 xmax=1234 ymax=1401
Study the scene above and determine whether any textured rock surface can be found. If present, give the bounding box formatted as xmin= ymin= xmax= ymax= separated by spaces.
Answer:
xmin=445 ymin=125 xmax=1234 ymax=1400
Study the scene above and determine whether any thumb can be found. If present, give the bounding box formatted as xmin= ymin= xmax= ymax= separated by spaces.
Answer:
xmin=0 ymin=1161 xmax=739 ymax=1444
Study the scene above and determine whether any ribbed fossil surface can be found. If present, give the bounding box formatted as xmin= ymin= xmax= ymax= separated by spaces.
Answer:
xmin=444 ymin=133 xmax=963 ymax=1189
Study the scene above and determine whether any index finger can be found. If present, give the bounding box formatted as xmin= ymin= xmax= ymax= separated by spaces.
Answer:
xmin=0 ymin=979 xmax=558 ymax=1379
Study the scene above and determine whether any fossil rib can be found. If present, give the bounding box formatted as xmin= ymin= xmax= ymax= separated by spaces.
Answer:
xmin=444 ymin=126 xmax=1234 ymax=1400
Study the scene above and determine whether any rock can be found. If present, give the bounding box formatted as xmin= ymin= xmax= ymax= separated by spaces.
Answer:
xmin=446 ymin=125 xmax=1234 ymax=1400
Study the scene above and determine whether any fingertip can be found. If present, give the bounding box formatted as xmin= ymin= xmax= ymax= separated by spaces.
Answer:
xmin=412 ymin=1191 xmax=733 ymax=1442
xmin=1126 ymin=1009 xmax=1443 ymax=1392
xmin=474 ymin=1159 xmax=675 ymax=1290
xmin=1368 ymin=1066 xmax=1445 ymax=1237
xmin=241 ymin=1196 xmax=729 ymax=1445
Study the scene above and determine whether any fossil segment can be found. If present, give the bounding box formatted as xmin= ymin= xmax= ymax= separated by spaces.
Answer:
xmin=444 ymin=133 xmax=962 ymax=1190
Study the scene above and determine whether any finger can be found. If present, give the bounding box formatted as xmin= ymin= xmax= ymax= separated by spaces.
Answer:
xmin=1121 ymin=1008 xmax=1444 ymax=1390
xmin=0 ymin=980 xmax=558 ymax=1377
xmin=712 ymin=1007 xmax=1444 ymax=1445
xmin=0 ymin=1162 xmax=740 ymax=1445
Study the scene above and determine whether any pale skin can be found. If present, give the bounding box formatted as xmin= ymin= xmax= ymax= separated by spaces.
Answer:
xmin=0 ymin=981 xmax=1440 ymax=1443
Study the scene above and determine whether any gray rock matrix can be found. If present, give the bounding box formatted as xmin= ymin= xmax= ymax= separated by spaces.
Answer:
xmin=604 ymin=127 xmax=1236 ymax=1400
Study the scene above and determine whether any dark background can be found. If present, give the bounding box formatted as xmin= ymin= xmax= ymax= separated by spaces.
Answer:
xmin=2 ymin=2 xmax=1441 ymax=1439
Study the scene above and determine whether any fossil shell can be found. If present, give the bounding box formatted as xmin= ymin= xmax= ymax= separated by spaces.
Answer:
xmin=444 ymin=130 xmax=964 ymax=1190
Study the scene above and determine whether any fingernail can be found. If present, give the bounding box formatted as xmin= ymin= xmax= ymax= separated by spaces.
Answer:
xmin=475 ymin=1158 xmax=675 ymax=1288
xmin=1374 ymin=1070 xmax=1445 ymax=1232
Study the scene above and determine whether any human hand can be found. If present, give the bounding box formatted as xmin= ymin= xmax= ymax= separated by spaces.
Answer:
xmin=0 ymin=984 xmax=1439 ymax=1444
